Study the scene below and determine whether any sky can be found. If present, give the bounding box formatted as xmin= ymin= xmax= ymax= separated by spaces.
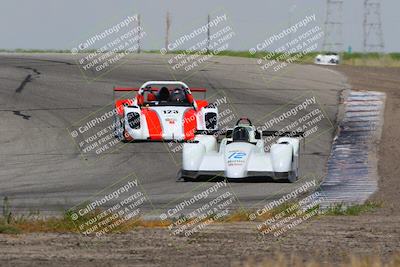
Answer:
xmin=0 ymin=0 xmax=398 ymax=52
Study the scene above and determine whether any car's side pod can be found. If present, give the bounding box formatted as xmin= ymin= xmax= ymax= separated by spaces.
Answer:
xmin=182 ymin=135 xmax=217 ymax=171
xmin=270 ymin=142 xmax=293 ymax=172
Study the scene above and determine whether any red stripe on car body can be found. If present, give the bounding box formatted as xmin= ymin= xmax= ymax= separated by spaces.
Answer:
xmin=142 ymin=108 xmax=163 ymax=140
xmin=183 ymin=108 xmax=197 ymax=140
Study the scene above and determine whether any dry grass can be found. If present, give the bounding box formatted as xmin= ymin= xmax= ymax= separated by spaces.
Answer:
xmin=342 ymin=57 xmax=400 ymax=67
xmin=0 ymin=214 xmax=173 ymax=234
xmin=0 ymin=198 xmax=382 ymax=235
xmin=0 ymin=207 xmax=283 ymax=234
xmin=236 ymin=254 xmax=400 ymax=267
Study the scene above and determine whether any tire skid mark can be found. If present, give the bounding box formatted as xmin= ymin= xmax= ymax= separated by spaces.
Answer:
xmin=15 ymin=74 xmax=33 ymax=93
xmin=12 ymin=110 xmax=31 ymax=120
xmin=15 ymin=66 xmax=41 ymax=93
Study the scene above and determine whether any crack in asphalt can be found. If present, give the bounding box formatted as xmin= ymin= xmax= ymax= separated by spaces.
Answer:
xmin=17 ymin=66 xmax=41 ymax=75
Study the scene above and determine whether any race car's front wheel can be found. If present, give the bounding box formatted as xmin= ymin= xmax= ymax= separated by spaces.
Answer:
xmin=176 ymin=169 xmax=195 ymax=182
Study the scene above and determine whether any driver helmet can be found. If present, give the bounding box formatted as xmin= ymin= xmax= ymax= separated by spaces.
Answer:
xmin=169 ymin=88 xmax=186 ymax=102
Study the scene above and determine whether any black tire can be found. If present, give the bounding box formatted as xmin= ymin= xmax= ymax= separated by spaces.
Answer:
xmin=287 ymin=172 xmax=298 ymax=183
xmin=176 ymin=170 xmax=192 ymax=182
xmin=114 ymin=115 xmax=125 ymax=141
xmin=287 ymin=149 xmax=299 ymax=183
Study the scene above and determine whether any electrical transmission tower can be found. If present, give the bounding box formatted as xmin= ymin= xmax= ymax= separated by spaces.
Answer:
xmin=137 ymin=14 xmax=141 ymax=53
xmin=322 ymin=0 xmax=344 ymax=52
xmin=165 ymin=12 xmax=171 ymax=53
xmin=363 ymin=0 xmax=384 ymax=53
xmin=206 ymin=14 xmax=211 ymax=53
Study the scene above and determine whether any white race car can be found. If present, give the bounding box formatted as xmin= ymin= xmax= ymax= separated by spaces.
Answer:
xmin=113 ymin=81 xmax=218 ymax=142
xmin=180 ymin=118 xmax=303 ymax=182
xmin=314 ymin=52 xmax=340 ymax=65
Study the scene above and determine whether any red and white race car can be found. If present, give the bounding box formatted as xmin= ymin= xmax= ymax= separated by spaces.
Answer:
xmin=113 ymin=81 xmax=218 ymax=142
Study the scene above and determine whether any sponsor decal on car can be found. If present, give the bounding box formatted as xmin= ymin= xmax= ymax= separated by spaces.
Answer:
xmin=163 ymin=110 xmax=179 ymax=114
xmin=227 ymin=151 xmax=247 ymax=166
xmin=228 ymin=151 xmax=246 ymax=159
xmin=166 ymin=118 xmax=176 ymax=124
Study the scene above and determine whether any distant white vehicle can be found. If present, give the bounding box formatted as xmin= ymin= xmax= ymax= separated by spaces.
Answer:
xmin=179 ymin=118 xmax=303 ymax=182
xmin=314 ymin=52 xmax=340 ymax=65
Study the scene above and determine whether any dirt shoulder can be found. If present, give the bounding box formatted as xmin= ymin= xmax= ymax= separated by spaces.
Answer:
xmin=1 ymin=215 xmax=399 ymax=267
xmin=0 ymin=65 xmax=399 ymax=267
xmin=336 ymin=65 xmax=400 ymax=215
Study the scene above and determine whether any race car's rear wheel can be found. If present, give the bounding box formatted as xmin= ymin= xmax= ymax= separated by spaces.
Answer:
xmin=287 ymin=171 xmax=298 ymax=183
xmin=281 ymin=144 xmax=300 ymax=183
xmin=287 ymin=151 xmax=300 ymax=183
xmin=176 ymin=169 xmax=184 ymax=181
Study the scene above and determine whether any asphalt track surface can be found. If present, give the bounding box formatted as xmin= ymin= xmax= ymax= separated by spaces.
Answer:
xmin=0 ymin=53 xmax=348 ymax=217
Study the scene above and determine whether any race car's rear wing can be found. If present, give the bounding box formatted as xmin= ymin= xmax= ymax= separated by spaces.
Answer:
xmin=196 ymin=129 xmax=304 ymax=138
xmin=222 ymin=129 xmax=305 ymax=138
xmin=188 ymin=88 xmax=207 ymax=99
xmin=189 ymin=88 xmax=207 ymax=92
xmin=262 ymin=130 xmax=306 ymax=150
xmin=113 ymin=87 xmax=207 ymax=92
xmin=113 ymin=87 xmax=141 ymax=92
xmin=195 ymin=130 xmax=221 ymax=135
xmin=113 ymin=87 xmax=208 ymax=102
xmin=195 ymin=128 xmax=305 ymax=148
xmin=262 ymin=131 xmax=304 ymax=137
xmin=113 ymin=87 xmax=143 ymax=101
